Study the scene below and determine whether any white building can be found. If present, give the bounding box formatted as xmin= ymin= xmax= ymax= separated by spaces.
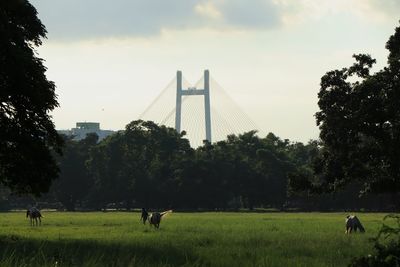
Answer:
xmin=58 ymin=122 xmax=115 ymax=141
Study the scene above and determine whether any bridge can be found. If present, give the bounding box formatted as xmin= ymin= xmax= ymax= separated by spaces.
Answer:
xmin=139 ymin=70 xmax=259 ymax=147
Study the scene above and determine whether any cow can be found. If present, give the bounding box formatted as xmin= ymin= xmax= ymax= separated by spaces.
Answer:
xmin=345 ymin=215 xmax=365 ymax=234
xmin=26 ymin=207 xmax=43 ymax=226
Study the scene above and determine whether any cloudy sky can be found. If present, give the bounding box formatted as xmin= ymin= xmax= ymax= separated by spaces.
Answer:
xmin=31 ymin=0 xmax=400 ymax=142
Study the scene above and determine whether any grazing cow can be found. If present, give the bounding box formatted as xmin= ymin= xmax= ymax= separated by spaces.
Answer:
xmin=141 ymin=208 xmax=149 ymax=224
xmin=26 ymin=207 xmax=42 ymax=226
xmin=147 ymin=210 xmax=173 ymax=228
xmin=345 ymin=215 xmax=365 ymax=234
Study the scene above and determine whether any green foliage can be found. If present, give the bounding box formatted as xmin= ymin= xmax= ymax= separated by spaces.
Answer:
xmin=87 ymin=120 xmax=192 ymax=209
xmin=51 ymin=133 xmax=98 ymax=211
xmin=27 ymin=119 xmax=391 ymax=211
xmin=0 ymin=212 xmax=384 ymax=267
xmin=0 ymin=0 xmax=63 ymax=196
xmin=349 ymin=215 xmax=400 ymax=267
xmin=292 ymin=22 xmax=400 ymax=196
xmin=85 ymin=121 xmax=300 ymax=210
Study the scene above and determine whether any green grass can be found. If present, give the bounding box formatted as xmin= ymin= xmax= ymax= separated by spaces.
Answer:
xmin=0 ymin=212 xmax=386 ymax=266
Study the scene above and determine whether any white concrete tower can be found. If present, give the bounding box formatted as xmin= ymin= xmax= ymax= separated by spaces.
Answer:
xmin=175 ymin=70 xmax=212 ymax=143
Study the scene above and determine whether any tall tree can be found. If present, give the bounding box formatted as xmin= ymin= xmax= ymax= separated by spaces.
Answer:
xmin=52 ymin=134 xmax=98 ymax=211
xmin=0 ymin=0 xmax=62 ymax=195
xmin=87 ymin=131 xmax=130 ymax=209
xmin=292 ymin=23 xmax=400 ymax=197
xmin=87 ymin=120 xmax=192 ymax=209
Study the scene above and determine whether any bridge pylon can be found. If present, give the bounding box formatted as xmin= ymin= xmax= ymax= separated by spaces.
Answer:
xmin=175 ymin=70 xmax=212 ymax=143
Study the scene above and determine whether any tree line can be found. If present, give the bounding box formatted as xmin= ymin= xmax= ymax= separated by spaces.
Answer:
xmin=0 ymin=120 xmax=395 ymax=211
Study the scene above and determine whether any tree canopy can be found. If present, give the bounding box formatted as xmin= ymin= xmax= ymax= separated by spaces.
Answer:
xmin=51 ymin=133 xmax=98 ymax=211
xmin=0 ymin=119 xmax=395 ymax=212
xmin=57 ymin=121 xmax=337 ymax=211
xmin=0 ymin=0 xmax=62 ymax=196
xmin=290 ymin=23 xmax=400 ymax=196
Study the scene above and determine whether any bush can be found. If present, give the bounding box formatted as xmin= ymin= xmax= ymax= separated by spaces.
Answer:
xmin=349 ymin=215 xmax=400 ymax=267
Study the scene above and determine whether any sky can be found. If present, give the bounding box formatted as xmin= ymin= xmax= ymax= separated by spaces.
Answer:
xmin=31 ymin=0 xmax=400 ymax=143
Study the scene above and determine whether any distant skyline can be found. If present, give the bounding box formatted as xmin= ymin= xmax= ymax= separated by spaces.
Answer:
xmin=31 ymin=0 xmax=400 ymax=142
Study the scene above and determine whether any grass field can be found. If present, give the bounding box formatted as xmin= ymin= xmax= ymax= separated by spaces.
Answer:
xmin=0 ymin=212 xmax=386 ymax=267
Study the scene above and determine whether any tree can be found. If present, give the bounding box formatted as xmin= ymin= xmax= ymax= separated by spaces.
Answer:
xmin=123 ymin=120 xmax=192 ymax=208
xmin=292 ymin=23 xmax=400 ymax=197
xmin=0 ymin=0 xmax=63 ymax=196
xmin=51 ymin=134 xmax=98 ymax=211
xmin=87 ymin=120 xmax=192 ymax=209
xmin=287 ymin=22 xmax=400 ymax=266
xmin=87 ymin=131 xmax=131 ymax=209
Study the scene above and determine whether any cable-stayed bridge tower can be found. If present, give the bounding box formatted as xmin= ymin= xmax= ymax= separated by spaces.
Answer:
xmin=176 ymin=70 xmax=211 ymax=142
xmin=139 ymin=70 xmax=258 ymax=147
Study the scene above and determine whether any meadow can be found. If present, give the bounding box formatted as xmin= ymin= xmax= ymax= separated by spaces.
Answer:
xmin=0 ymin=212 xmax=386 ymax=267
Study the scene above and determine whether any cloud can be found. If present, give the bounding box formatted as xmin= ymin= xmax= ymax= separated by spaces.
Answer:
xmin=195 ymin=2 xmax=222 ymax=20
xmin=31 ymin=0 xmax=283 ymax=40
xmin=31 ymin=0 xmax=399 ymax=41
xmin=367 ymin=0 xmax=400 ymax=18
xmin=275 ymin=0 xmax=400 ymax=25
xmin=216 ymin=0 xmax=281 ymax=29
xmin=31 ymin=0 xmax=199 ymax=39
